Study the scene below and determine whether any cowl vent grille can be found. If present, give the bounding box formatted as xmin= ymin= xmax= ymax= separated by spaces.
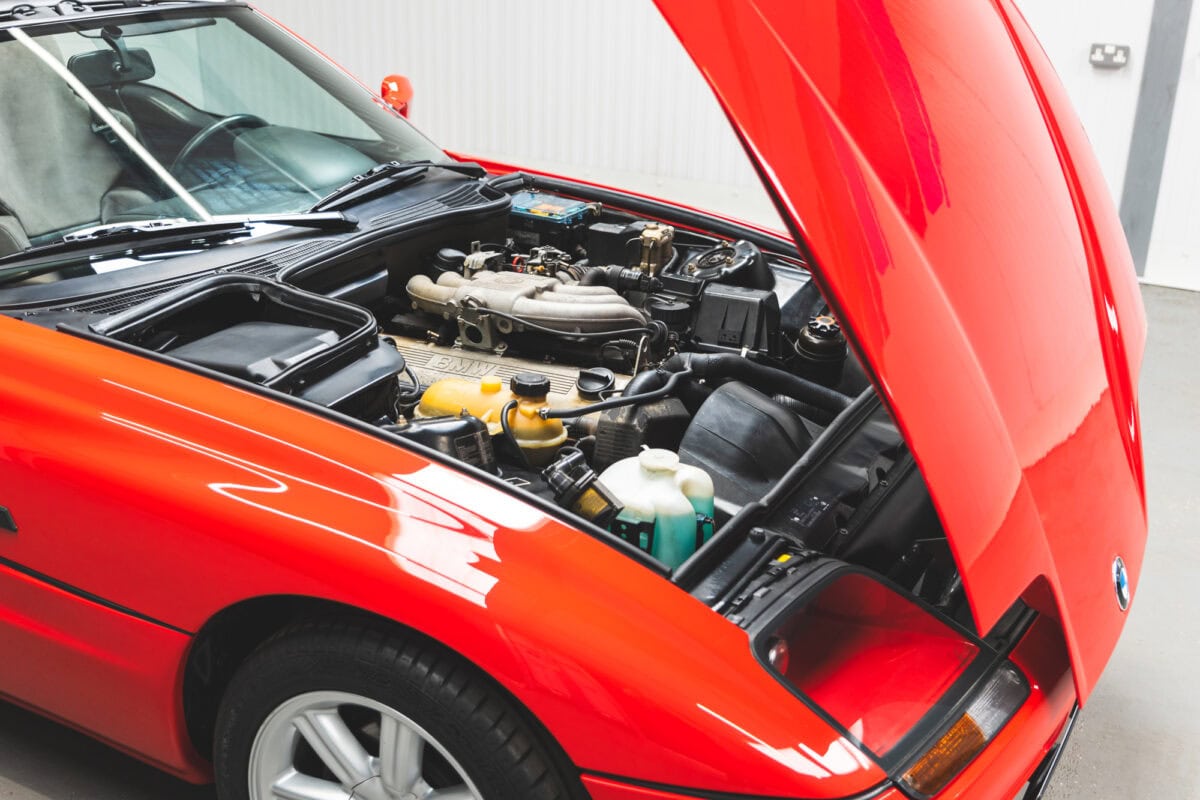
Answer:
xmin=369 ymin=183 xmax=494 ymax=226
xmin=56 ymin=239 xmax=340 ymax=315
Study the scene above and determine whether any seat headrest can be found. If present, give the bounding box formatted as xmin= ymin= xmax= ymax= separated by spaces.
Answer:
xmin=0 ymin=34 xmax=125 ymax=237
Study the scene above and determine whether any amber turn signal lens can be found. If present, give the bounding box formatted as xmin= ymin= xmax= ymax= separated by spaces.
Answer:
xmin=900 ymin=663 xmax=1029 ymax=796
xmin=901 ymin=714 xmax=987 ymax=794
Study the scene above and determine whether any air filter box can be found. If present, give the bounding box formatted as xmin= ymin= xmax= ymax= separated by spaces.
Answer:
xmin=693 ymin=284 xmax=781 ymax=357
xmin=90 ymin=275 xmax=406 ymax=422
xmin=679 ymin=382 xmax=813 ymax=512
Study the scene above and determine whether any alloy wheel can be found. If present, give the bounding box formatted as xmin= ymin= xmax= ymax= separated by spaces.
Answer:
xmin=248 ymin=690 xmax=482 ymax=800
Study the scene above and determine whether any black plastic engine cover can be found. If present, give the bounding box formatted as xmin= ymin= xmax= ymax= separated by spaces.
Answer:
xmin=169 ymin=321 xmax=339 ymax=382
xmin=679 ymin=382 xmax=813 ymax=512
xmin=91 ymin=275 xmax=407 ymax=422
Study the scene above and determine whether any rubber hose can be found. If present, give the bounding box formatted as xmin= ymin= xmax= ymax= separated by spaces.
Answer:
xmin=772 ymin=394 xmax=837 ymax=426
xmin=623 ymin=353 xmax=851 ymax=414
xmin=541 ymin=369 xmax=695 ymax=419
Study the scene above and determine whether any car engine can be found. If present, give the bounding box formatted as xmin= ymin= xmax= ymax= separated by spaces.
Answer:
xmin=12 ymin=175 xmax=962 ymax=618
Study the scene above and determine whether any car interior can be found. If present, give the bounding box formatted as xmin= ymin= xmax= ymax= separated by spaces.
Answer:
xmin=0 ymin=18 xmax=405 ymax=258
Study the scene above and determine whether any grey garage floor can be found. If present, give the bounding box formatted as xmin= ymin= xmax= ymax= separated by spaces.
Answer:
xmin=0 ymin=284 xmax=1195 ymax=800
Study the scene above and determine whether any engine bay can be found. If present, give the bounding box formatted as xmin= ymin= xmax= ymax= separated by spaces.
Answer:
xmin=8 ymin=173 xmax=965 ymax=624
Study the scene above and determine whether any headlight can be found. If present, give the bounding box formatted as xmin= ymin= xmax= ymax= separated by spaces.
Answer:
xmin=747 ymin=563 xmax=1030 ymax=796
xmin=760 ymin=571 xmax=983 ymax=756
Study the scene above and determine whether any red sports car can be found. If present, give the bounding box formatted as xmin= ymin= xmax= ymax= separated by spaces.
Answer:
xmin=0 ymin=1 xmax=1146 ymax=799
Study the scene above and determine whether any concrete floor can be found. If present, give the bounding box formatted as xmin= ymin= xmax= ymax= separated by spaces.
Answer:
xmin=0 ymin=284 xmax=1194 ymax=799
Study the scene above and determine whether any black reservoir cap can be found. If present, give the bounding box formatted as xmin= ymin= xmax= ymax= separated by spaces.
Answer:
xmin=576 ymin=367 xmax=616 ymax=400
xmin=511 ymin=372 xmax=552 ymax=398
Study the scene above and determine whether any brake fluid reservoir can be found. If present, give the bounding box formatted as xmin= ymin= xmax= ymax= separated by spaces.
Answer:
xmin=598 ymin=449 xmax=715 ymax=568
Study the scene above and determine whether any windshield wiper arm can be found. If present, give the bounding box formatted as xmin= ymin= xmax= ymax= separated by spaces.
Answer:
xmin=60 ymin=212 xmax=358 ymax=245
xmin=310 ymin=160 xmax=487 ymax=213
xmin=0 ymin=212 xmax=358 ymax=285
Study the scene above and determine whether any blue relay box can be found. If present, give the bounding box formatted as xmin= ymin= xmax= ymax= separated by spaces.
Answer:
xmin=510 ymin=191 xmax=593 ymax=225
xmin=508 ymin=191 xmax=596 ymax=250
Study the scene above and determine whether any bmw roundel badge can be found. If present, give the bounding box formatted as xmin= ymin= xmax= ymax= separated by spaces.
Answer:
xmin=1113 ymin=556 xmax=1130 ymax=611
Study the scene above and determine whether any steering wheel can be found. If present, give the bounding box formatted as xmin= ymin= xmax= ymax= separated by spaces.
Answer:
xmin=171 ymin=114 xmax=269 ymax=174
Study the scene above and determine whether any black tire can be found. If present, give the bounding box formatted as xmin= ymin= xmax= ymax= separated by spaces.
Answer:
xmin=213 ymin=618 xmax=586 ymax=800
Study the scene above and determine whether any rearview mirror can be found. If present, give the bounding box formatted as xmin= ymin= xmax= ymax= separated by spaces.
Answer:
xmin=381 ymin=74 xmax=413 ymax=117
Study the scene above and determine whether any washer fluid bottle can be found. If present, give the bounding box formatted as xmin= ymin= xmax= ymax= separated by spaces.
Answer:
xmin=598 ymin=449 xmax=715 ymax=569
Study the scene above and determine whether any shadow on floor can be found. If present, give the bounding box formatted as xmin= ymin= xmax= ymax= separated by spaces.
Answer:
xmin=0 ymin=700 xmax=214 ymax=799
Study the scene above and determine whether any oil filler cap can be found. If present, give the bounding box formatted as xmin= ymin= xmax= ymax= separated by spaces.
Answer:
xmin=576 ymin=367 xmax=616 ymax=400
xmin=511 ymin=372 xmax=552 ymax=398
xmin=806 ymin=314 xmax=842 ymax=339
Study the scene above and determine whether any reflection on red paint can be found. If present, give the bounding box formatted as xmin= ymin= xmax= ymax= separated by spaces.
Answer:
xmin=775 ymin=573 xmax=977 ymax=755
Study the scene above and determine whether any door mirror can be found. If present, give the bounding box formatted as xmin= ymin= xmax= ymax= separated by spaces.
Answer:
xmin=381 ymin=74 xmax=413 ymax=117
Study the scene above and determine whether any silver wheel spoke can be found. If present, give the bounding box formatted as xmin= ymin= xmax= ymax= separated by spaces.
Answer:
xmin=248 ymin=691 xmax=482 ymax=800
xmin=293 ymin=709 xmax=375 ymax=789
xmin=426 ymin=786 xmax=477 ymax=800
xmin=378 ymin=713 xmax=425 ymax=794
xmin=271 ymin=769 xmax=350 ymax=800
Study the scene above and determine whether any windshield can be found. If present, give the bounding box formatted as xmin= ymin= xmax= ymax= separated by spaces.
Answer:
xmin=0 ymin=7 xmax=443 ymax=259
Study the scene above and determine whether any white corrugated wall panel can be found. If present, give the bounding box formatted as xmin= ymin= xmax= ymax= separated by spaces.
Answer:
xmin=255 ymin=1 xmax=1199 ymax=286
xmin=1145 ymin=8 xmax=1200 ymax=289
xmin=1015 ymin=0 xmax=1152 ymax=201
xmin=249 ymin=0 xmax=777 ymax=223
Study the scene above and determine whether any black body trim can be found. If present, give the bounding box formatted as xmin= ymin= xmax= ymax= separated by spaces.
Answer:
xmin=0 ymin=506 xmax=15 ymax=533
xmin=1021 ymin=703 xmax=1080 ymax=800
xmin=579 ymin=770 xmax=892 ymax=800
xmin=0 ymin=1 xmax=244 ymax=28
xmin=0 ymin=554 xmax=192 ymax=635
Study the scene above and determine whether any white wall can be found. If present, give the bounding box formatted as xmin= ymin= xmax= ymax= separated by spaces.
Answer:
xmin=253 ymin=0 xmax=1194 ymax=288
xmin=1146 ymin=7 xmax=1200 ymax=289
xmin=1014 ymin=0 xmax=1153 ymax=201
xmin=250 ymin=0 xmax=779 ymax=226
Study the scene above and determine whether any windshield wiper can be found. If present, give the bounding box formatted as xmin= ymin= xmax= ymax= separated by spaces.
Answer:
xmin=311 ymin=160 xmax=488 ymax=213
xmin=0 ymin=212 xmax=358 ymax=286
xmin=60 ymin=212 xmax=359 ymax=245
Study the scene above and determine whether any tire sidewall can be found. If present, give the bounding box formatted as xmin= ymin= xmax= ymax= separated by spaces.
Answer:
xmin=213 ymin=626 xmax=564 ymax=800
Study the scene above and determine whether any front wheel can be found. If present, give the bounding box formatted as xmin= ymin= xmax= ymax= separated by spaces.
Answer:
xmin=213 ymin=620 xmax=584 ymax=800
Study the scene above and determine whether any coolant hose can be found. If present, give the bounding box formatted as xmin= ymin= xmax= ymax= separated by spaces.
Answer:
xmin=772 ymin=394 xmax=837 ymax=426
xmin=580 ymin=267 xmax=615 ymax=287
xmin=623 ymin=353 xmax=852 ymax=414
xmin=540 ymin=369 xmax=695 ymax=419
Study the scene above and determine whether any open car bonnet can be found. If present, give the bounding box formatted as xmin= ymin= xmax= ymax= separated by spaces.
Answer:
xmin=656 ymin=0 xmax=1148 ymax=701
